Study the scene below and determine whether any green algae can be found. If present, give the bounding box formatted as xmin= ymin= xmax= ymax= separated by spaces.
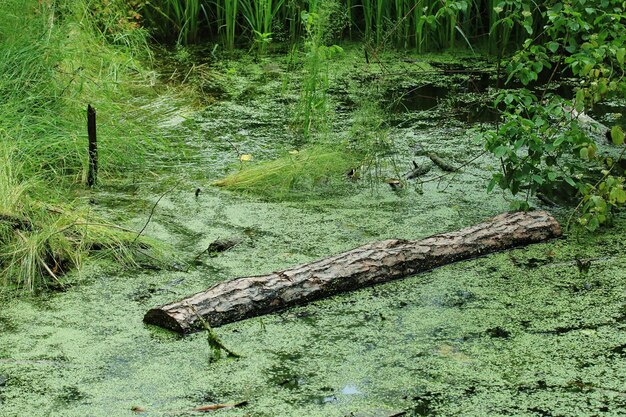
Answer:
xmin=1 ymin=47 xmax=626 ymax=417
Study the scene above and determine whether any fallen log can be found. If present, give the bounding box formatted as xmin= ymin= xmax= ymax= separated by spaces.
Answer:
xmin=144 ymin=211 xmax=561 ymax=333
xmin=428 ymin=152 xmax=457 ymax=172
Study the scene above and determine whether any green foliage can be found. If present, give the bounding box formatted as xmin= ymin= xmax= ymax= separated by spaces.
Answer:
xmin=134 ymin=0 xmax=536 ymax=51
xmin=140 ymin=0 xmax=204 ymax=44
xmin=578 ymin=173 xmax=626 ymax=231
xmin=0 ymin=0 xmax=161 ymax=181
xmin=348 ymin=101 xmax=400 ymax=187
xmin=483 ymin=90 xmax=591 ymax=199
xmin=222 ymin=0 xmax=239 ymax=50
xmin=482 ymin=0 xmax=626 ymax=230
xmin=488 ymin=0 xmax=536 ymax=56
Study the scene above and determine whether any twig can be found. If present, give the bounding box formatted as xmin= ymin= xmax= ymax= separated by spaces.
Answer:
xmin=186 ymin=302 xmax=242 ymax=359
xmin=133 ymin=181 xmax=181 ymax=244
xmin=221 ymin=135 xmax=242 ymax=159
xmin=419 ymin=150 xmax=488 ymax=184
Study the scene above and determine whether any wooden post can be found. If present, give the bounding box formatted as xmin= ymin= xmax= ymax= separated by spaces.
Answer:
xmin=87 ymin=104 xmax=98 ymax=187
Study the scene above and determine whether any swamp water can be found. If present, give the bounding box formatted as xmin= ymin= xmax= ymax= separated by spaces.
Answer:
xmin=0 ymin=47 xmax=625 ymax=417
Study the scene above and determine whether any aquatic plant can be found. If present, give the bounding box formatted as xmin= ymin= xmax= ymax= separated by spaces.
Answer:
xmin=135 ymin=0 xmax=537 ymax=52
xmin=140 ymin=0 xmax=204 ymax=44
xmin=348 ymin=101 xmax=402 ymax=189
xmin=296 ymin=6 xmax=343 ymax=141
xmin=221 ymin=0 xmax=239 ymax=50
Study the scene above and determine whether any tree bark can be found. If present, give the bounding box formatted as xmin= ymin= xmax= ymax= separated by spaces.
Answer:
xmin=144 ymin=211 xmax=561 ymax=333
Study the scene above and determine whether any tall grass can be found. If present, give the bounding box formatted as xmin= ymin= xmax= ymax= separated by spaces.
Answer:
xmin=141 ymin=0 xmax=204 ymax=44
xmin=0 ymin=146 xmax=149 ymax=292
xmin=0 ymin=0 xmax=165 ymax=290
xmin=140 ymin=0 xmax=533 ymax=53
xmin=0 ymin=0 xmax=164 ymax=181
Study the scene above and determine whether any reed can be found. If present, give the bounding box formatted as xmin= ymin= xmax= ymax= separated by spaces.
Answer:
xmin=361 ymin=0 xmax=373 ymax=42
xmin=139 ymin=0 xmax=538 ymax=53
xmin=141 ymin=0 xmax=203 ymax=44
xmin=222 ymin=0 xmax=238 ymax=50
xmin=239 ymin=0 xmax=285 ymax=54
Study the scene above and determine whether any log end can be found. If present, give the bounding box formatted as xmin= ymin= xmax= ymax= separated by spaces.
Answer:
xmin=144 ymin=308 xmax=187 ymax=334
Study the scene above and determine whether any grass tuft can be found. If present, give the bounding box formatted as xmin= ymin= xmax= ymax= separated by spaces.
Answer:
xmin=0 ymin=147 xmax=158 ymax=292
xmin=213 ymin=146 xmax=358 ymax=199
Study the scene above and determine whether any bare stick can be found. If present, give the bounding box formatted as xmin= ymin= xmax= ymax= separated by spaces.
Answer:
xmin=133 ymin=181 xmax=181 ymax=244
xmin=87 ymin=104 xmax=98 ymax=187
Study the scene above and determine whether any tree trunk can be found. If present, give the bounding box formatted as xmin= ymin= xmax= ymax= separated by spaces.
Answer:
xmin=144 ymin=211 xmax=561 ymax=333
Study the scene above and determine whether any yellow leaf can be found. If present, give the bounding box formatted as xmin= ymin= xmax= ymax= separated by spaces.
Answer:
xmin=239 ymin=154 xmax=253 ymax=162
xmin=288 ymin=150 xmax=299 ymax=155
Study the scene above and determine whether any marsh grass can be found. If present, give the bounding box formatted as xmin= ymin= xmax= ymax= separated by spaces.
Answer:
xmin=142 ymin=0 xmax=531 ymax=53
xmin=0 ymin=0 xmax=168 ymax=291
xmin=0 ymin=147 xmax=156 ymax=292
xmin=296 ymin=5 xmax=344 ymax=141
xmin=348 ymin=101 xmax=403 ymax=189
xmin=222 ymin=0 xmax=239 ymax=50
xmin=140 ymin=0 xmax=204 ymax=44
xmin=213 ymin=146 xmax=358 ymax=199
xmin=1 ymin=0 xmax=164 ymax=182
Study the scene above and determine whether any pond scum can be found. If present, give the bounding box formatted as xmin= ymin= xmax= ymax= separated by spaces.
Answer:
xmin=0 ymin=0 xmax=625 ymax=416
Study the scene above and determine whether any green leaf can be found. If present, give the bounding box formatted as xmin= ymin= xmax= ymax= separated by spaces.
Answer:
xmin=611 ymin=126 xmax=624 ymax=146
xmin=575 ymin=89 xmax=585 ymax=112
xmin=547 ymin=41 xmax=559 ymax=53
xmin=617 ymin=48 xmax=625 ymax=66
xmin=579 ymin=147 xmax=589 ymax=159
xmin=581 ymin=63 xmax=594 ymax=76
xmin=494 ymin=146 xmax=509 ymax=157
xmin=588 ymin=216 xmax=599 ymax=231
xmin=591 ymin=196 xmax=607 ymax=211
